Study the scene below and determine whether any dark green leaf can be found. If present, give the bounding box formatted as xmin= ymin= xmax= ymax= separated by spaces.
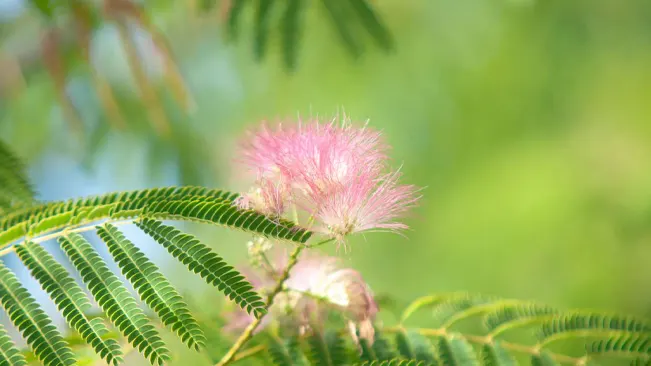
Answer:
xmin=479 ymin=341 xmax=516 ymax=366
xmin=228 ymin=0 xmax=250 ymax=41
xmin=396 ymin=331 xmax=436 ymax=364
xmin=268 ymin=336 xmax=306 ymax=366
xmin=308 ymin=330 xmax=347 ymax=366
xmin=435 ymin=336 xmax=478 ymax=366
xmin=320 ymin=0 xmax=362 ymax=58
xmin=59 ymin=233 xmax=169 ymax=365
xmin=531 ymin=351 xmax=559 ymax=366
xmin=0 ymin=323 xmax=27 ymax=366
xmin=281 ymin=0 xmax=304 ymax=70
xmin=349 ymin=0 xmax=394 ymax=50
xmin=254 ymin=0 xmax=275 ymax=61
xmin=0 ymin=261 xmax=75 ymax=366
xmin=15 ymin=241 xmax=123 ymax=365
xmin=136 ymin=218 xmax=267 ymax=317
xmin=97 ymin=223 xmax=206 ymax=351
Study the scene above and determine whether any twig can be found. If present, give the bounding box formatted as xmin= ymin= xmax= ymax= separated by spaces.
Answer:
xmin=231 ymin=344 xmax=265 ymax=363
xmin=0 ymin=219 xmax=134 ymax=257
xmin=215 ymin=244 xmax=306 ymax=366
xmin=110 ymin=4 xmax=170 ymax=138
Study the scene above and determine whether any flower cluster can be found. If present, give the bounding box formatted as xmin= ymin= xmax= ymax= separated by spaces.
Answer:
xmin=236 ymin=115 xmax=420 ymax=247
xmin=224 ymin=250 xmax=378 ymax=344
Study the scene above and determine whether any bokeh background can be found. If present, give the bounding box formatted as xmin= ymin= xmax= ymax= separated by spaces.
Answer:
xmin=2 ymin=0 xmax=651 ymax=364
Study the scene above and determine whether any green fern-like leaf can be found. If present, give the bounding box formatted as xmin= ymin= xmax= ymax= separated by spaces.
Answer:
xmin=348 ymin=0 xmax=394 ymax=50
xmin=254 ymin=0 xmax=274 ymax=61
xmin=321 ymin=0 xmax=362 ymax=58
xmin=588 ymin=334 xmax=651 ymax=356
xmin=395 ymin=331 xmax=436 ymax=364
xmin=0 ymin=323 xmax=27 ymax=366
xmin=308 ymin=329 xmax=348 ymax=366
xmin=431 ymin=293 xmax=494 ymax=328
xmin=630 ymin=358 xmax=651 ymax=366
xmin=59 ymin=233 xmax=170 ymax=365
xmin=479 ymin=341 xmax=516 ymax=366
xmin=538 ymin=313 xmax=651 ymax=343
xmin=223 ymin=0 xmax=392 ymax=69
xmin=97 ymin=223 xmax=206 ymax=351
xmin=360 ymin=331 xmax=395 ymax=362
xmin=483 ymin=303 xmax=559 ymax=336
xmin=1 ymin=187 xmax=210 ymax=229
xmin=356 ymin=359 xmax=426 ymax=366
xmin=141 ymin=197 xmax=311 ymax=242
xmin=14 ymin=241 xmax=123 ymax=365
xmin=0 ymin=186 xmax=311 ymax=247
xmin=531 ymin=351 xmax=560 ymax=366
xmin=227 ymin=0 xmax=249 ymax=41
xmin=135 ymin=218 xmax=267 ymax=317
xmin=0 ymin=261 xmax=75 ymax=366
xmin=400 ymin=295 xmax=447 ymax=324
xmin=281 ymin=0 xmax=304 ymax=70
xmin=0 ymin=186 xmax=234 ymax=237
xmin=268 ymin=335 xmax=306 ymax=366
xmin=435 ymin=335 xmax=479 ymax=366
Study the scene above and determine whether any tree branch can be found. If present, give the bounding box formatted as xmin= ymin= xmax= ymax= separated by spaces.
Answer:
xmin=215 ymin=243 xmax=305 ymax=366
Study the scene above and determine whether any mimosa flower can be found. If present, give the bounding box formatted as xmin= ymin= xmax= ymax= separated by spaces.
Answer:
xmin=312 ymin=170 xmax=420 ymax=245
xmin=236 ymin=115 xmax=420 ymax=246
xmin=223 ymin=251 xmax=378 ymax=343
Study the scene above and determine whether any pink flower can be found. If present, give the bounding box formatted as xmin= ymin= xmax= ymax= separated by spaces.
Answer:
xmin=239 ymin=117 xmax=387 ymax=190
xmin=313 ymin=170 xmax=420 ymax=245
xmin=223 ymin=251 xmax=378 ymax=343
xmin=236 ymin=115 xmax=420 ymax=245
xmin=235 ymin=176 xmax=290 ymax=218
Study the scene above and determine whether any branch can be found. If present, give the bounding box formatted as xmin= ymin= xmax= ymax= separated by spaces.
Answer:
xmin=215 ymin=243 xmax=306 ymax=366
xmin=0 ymin=219 xmax=134 ymax=257
xmin=231 ymin=344 xmax=265 ymax=363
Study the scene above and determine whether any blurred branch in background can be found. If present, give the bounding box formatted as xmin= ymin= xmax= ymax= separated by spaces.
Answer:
xmin=0 ymin=139 xmax=36 ymax=213
xmin=0 ymin=0 xmax=393 ymax=139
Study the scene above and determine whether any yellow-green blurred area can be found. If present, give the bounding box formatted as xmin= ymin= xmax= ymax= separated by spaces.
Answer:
xmin=3 ymin=0 xmax=651 ymax=363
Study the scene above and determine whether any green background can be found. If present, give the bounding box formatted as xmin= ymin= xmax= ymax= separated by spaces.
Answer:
xmin=2 ymin=0 xmax=651 ymax=364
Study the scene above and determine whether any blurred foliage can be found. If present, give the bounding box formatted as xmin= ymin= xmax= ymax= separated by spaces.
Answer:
xmin=2 ymin=0 xmax=651 ymax=365
xmin=1 ymin=0 xmax=393 ymax=185
xmin=0 ymin=140 xmax=36 ymax=212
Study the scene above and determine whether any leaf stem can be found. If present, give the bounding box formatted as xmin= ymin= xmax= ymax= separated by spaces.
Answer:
xmin=309 ymin=237 xmax=335 ymax=248
xmin=0 ymin=219 xmax=134 ymax=257
xmin=215 ymin=243 xmax=305 ymax=366
xmin=231 ymin=344 xmax=265 ymax=363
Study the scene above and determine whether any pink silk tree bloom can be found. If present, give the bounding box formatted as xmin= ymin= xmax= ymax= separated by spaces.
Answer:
xmin=313 ymin=170 xmax=421 ymax=246
xmin=238 ymin=117 xmax=387 ymax=190
xmin=281 ymin=120 xmax=388 ymax=184
xmin=236 ymin=115 xmax=420 ymax=244
xmin=235 ymin=176 xmax=290 ymax=218
xmin=223 ymin=251 xmax=378 ymax=343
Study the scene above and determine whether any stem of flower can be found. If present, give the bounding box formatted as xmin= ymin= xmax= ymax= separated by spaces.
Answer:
xmin=258 ymin=250 xmax=277 ymax=278
xmin=291 ymin=203 xmax=299 ymax=225
xmin=309 ymin=237 xmax=335 ymax=248
xmin=215 ymin=243 xmax=305 ymax=366
xmin=0 ymin=219 xmax=134 ymax=257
